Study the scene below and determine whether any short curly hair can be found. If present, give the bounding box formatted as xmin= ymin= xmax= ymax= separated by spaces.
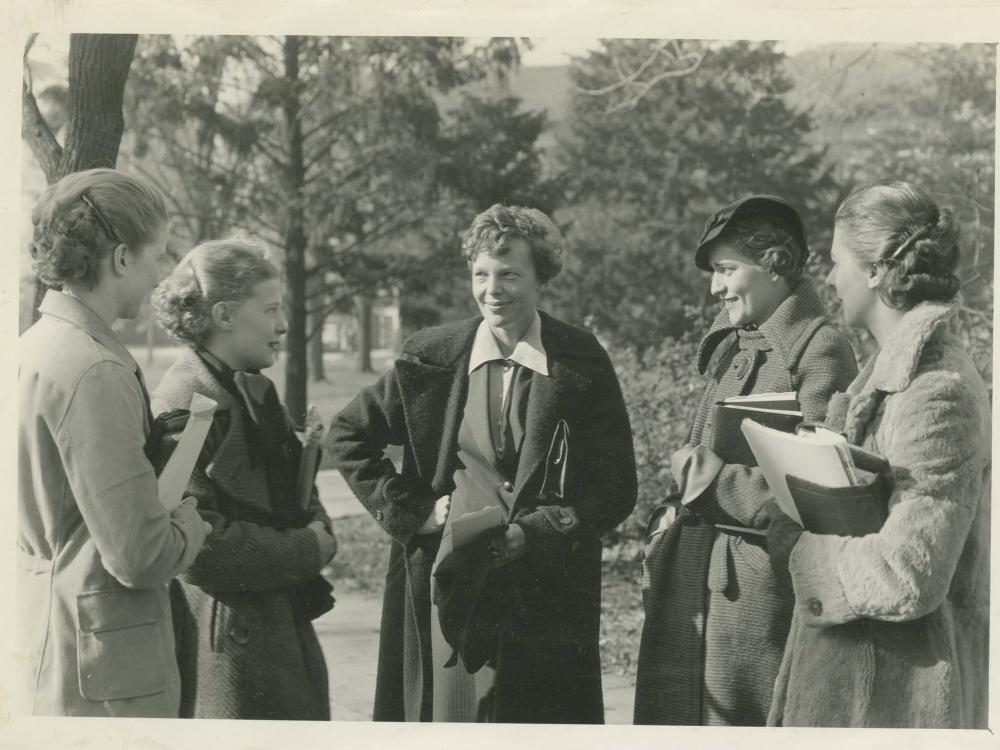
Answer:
xmin=461 ymin=204 xmax=565 ymax=284
xmin=153 ymin=236 xmax=280 ymax=348
xmin=30 ymin=168 xmax=167 ymax=289
xmin=715 ymin=216 xmax=806 ymax=285
xmin=835 ymin=181 xmax=960 ymax=309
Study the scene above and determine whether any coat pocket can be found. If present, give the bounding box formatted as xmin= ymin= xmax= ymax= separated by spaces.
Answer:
xmin=76 ymin=589 xmax=168 ymax=701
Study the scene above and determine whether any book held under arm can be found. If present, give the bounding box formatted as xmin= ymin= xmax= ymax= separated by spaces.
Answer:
xmin=157 ymin=393 xmax=217 ymax=511
xmin=740 ymin=420 xmax=891 ymax=536
xmin=296 ymin=404 xmax=325 ymax=511
xmin=710 ymin=391 xmax=801 ymax=466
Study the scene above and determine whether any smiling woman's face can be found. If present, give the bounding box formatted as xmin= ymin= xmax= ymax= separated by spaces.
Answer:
xmin=470 ymin=238 xmax=541 ymax=342
xmin=707 ymin=241 xmax=789 ymax=327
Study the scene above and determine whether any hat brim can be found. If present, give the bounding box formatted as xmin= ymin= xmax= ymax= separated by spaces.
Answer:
xmin=695 ymin=196 xmax=808 ymax=272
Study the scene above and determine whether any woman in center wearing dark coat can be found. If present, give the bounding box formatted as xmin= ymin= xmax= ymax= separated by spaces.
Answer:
xmin=635 ymin=195 xmax=858 ymax=725
xmin=329 ymin=204 xmax=638 ymax=723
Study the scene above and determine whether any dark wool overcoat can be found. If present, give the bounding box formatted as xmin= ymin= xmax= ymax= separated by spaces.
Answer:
xmin=328 ymin=311 xmax=638 ymax=723
xmin=152 ymin=350 xmax=331 ymax=721
xmin=635 ymin=278 xmax=858 ymax=726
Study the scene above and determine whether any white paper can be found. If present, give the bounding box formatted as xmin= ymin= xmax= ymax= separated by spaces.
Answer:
xmin=740 ymin=419 xmax=857 ymax=526
xmin=157 ymin=392 xmax=217 ymax=511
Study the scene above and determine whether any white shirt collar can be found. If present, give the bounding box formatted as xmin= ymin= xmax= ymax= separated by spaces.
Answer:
xmin=468 ymin=312 xmax=549 ymax=377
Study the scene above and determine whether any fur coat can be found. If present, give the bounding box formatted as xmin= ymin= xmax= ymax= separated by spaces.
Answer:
xmin=768 ymin=302 xmax=990 ymax=728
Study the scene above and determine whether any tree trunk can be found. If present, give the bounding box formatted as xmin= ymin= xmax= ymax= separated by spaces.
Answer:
xmin=309 ymin=309 xmax=327 ymax=382
xmin=354 ymin=293 xmax=373 ymax=374
xmin=281 ymin=36 xmax=309 ymax=426
xmin=22 ymin=33 xmax=138 ymax=328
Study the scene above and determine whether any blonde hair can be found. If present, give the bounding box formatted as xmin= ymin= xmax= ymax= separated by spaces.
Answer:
xmin=153 ymin=236 xmax=280 ymax=348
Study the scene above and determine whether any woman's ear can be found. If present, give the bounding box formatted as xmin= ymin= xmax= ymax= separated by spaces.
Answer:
xmin=109 ymin=244 xmax=129 ymax=277
xmin=210 ymin=301 xmax=234 ymax=331
xmin=867 ymin=262 xmax=888 ymax=290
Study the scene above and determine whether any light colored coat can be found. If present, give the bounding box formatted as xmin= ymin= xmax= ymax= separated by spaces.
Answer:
xmin=769 ymin=302 xmax=990 ymax=728
xmin=18 ymin=291 xmax=208 ymax=717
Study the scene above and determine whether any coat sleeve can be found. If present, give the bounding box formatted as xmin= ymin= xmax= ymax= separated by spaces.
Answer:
xmin=514 ymin=345 xmax=639 ymax=545
xmin=326 ymin=367 xmax=437 ymax=546
xmin=172 ymin=409 xmax=326 ymax=593
xmin=56 ymin=362 xmax=209 ymax=590
xmin=687 ymin=326 xmax=858 ymax=528
xmin=786 ymin=369 xmax=987 ymax=627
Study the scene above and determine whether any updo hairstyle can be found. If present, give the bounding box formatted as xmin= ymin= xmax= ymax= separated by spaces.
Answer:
xmin=461 ymin=204 xmax=565 ymax=284
xmin=835 ymin=181 xmax=961 ymax=309
xmin=717 ymin=216 xmax=806 ymax=285
xmin=30 ymin=168 xmax=167 ymax=289
xmin=153 ymin=237 xmax=280 ymax=349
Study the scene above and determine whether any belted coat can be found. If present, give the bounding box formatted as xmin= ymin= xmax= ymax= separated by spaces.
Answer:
xmin=328 ymin=311 xmax=638 ymax=723
xmin=635 ymin=278 xmax=857 ymax=725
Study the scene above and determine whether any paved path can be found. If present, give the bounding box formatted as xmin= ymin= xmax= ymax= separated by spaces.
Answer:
xmin=314 ymin=468 xmax=636 ymax=723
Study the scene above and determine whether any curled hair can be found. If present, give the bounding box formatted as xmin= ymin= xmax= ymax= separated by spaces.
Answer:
xmin=835 ymin=181 xmax=960 ymax=309
xmin=718 ymin=216 xmax=805 ymax=285
xmin=30 ymin=168 xmax=167 ymax=289
xmin=461 ymin=204 xmax=565 ymax=284
xmin=153 ymin=236 xmax=280 ymax=348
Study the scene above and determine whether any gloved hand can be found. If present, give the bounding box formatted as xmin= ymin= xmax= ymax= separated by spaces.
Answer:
xmin=765 ymin=500 xmax=804 ymax=584
xmin=308 ymin=520 xmax=338 ymax=566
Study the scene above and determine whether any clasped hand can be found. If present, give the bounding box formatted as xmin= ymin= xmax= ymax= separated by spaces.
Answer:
xmin=418 ymin=494 xmax=525 ymax=565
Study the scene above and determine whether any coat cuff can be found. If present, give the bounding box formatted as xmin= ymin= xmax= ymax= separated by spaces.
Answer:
xmin=788 ymin=532 xmax=856 ymax=626
xmin=675 ymin=445 xmax=724 ymax=506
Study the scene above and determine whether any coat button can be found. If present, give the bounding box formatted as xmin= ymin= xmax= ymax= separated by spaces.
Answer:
xmin=733 ymin=354 xmax=751 ymax=380
xmin=375 ymin=510 xmax=384 ymax=521
xmin=559 ymin=516 xmax=573 ymax=526
xmin=229 ymin=625 xmax=250 ymax=645
xmin=807 ymin=597 xmax=823 ymax=616
xmin=501 ymin=481 xmax=513 ymax=492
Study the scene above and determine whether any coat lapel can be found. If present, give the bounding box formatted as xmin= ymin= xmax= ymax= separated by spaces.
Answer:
xmin=151 ymin=349 xmax=272 ymax=513
xmin=511 ymin=313 xmax=597 ymax=510
xmin=394 ymin=319 xmax=479 ymax=491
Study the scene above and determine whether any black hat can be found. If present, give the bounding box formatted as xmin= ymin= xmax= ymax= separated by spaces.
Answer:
xmin=694 ymin=194 xmax=808 ymax=272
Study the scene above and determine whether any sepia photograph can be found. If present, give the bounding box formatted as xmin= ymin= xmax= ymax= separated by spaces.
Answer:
xmin=6 ymin=1 xmax=998 ymax=747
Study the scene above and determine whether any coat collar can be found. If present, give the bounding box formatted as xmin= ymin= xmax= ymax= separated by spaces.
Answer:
xmin=151 ymin=348 xmax=238 ymax=413
xmin=697 ymin=277 xmax=828 ymax=376
xmin=400 ymin=310 xmax=603 ymax=373
xmin=862 ymin=301 xmax=958 ymax=394
xmin=38 ymin=290 xmax=138 ymax=371
xmin=151 ymin=349 xmax=274 ymax=512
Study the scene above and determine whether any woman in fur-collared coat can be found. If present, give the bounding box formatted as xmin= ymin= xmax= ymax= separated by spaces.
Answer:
xmin=635 ymin=195 xmax=857 ymax=726
xmin=766 ymin=182 xmax=990 ymax=728
xmin=152 ymin=238 xmax=336 ymax=720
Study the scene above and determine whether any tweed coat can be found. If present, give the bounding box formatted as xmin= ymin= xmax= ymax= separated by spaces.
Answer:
xmin=18 ymin=291 xmax=208 ymax=717
xmin=328 ymin=311 xmax=638 ymax=723
xmin=769 ymin=302 xmax=990 ymax=728
xmin=635 ymin=278 xmax=858 ymax=725
xmin=152 ymin=349 xmax=331 ymax=720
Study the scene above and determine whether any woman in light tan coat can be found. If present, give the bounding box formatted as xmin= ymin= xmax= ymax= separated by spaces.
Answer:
xmin=18 ymin=169 xmax=210 ymax=717
xmin=767 ymin=181 xmax=990 ymax=728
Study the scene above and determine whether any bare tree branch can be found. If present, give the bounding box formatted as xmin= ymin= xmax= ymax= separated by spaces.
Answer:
xmin=22 ymin=34 xmax=63 ymax=181
xmin=574 ymin=40 xmax=707 ymax=113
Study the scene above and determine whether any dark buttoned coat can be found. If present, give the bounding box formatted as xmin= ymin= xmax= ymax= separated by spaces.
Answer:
xmin=328 ymin=311 xmax=638 ymax=723
xmin=152 ymin=350 xmax=331 ymax=720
